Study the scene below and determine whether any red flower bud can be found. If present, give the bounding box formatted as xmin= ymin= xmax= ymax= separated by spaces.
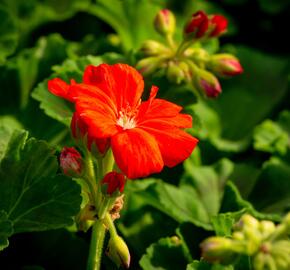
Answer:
xmin=208 ymin=54 xmax=243 ymax=77
xmin=60 ymin=147 xmax=83 ymax=177
xmin=194 ymin=69 xmax=222 ymax=98
xmin=154 ymin=9 xmax=176 ymax=36
xmin=71 ymin=112 xmax=110 ymax=155
xmin=102 ymin=172 xmax=126 ymax=196
xmin=208 ymin=15 xmax=228 ymax=37
xmin=184 ymin=11 xmax=209 ymax=39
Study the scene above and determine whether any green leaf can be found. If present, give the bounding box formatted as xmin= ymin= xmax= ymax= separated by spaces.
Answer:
xmin=0 ymin=130 xmax=81 ymax=246
xmin=89 ymin=0 xmax=162 ymax=51
xmin=248 ymin=157 xmax=290 ymax=214
xmin=258 ymin=0 xmax=290 ymax=14
xmin=211 ymin=213 xmax=236 ymax=237
xmin=253 ymin=120 xmax=289 ymax=155
xmin=186 ymin=260 xmax=234 ymax=270
xmin=193 ymin=46 xmax=289 ymax=154
xmin=127 ymin=179 xmax=211 ymax=229
xmin=220 ymin=182 xmax=280 ymax=221
xmin=209 ymin=46 xmax=289 ymax=142
xmin=139 ymin=237 xmax=189 ymax=270
xmin=0 ymin=6 xmax=18 ymax=62
xmin=0 ymin=211 xmax=13 ymax=251
xmin=32 ymin=53 xmax=125 ymax=125
xmin=0 ymin=116 xmax=23 ymax=161
xmin=1 ymin=0 xmax=91 ymax=46
xmin=0 ymin=34 xmax=73 ymax=111
xmin=181 ymin=158 xmax=234 ymax=218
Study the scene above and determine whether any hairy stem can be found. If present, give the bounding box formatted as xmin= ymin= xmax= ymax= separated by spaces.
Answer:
xmin=87 ymin=219 xmax=106 ymax=270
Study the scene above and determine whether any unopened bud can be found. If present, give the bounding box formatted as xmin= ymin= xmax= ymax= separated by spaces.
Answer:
xmin=259 ymin=221 xmax=276 ymax=239
xmin=200 ymin=237 xmax=234 ymax=263
xmin=194 ymin=69 xmax=222 ymax=98
xmin=136 ymin=57 xmax=162 ymax=76
xmin=101 ymin=172 xmax=126 ymax=197
xmin=208 ymin=14 xmax=228 ymax=37
xmin=208 ymin=54 xmax=243 ymax=77
xmin=183 ymin=11 xmax=209 ymax=40
xmin=106 ymin=235 xmax=130 ymax=268
xmin=140 ymin=40 xmax=169 ymax=56
xmin=154 ymin=9 xmax=176 ymax=36
xmin=60 ymin=147 xmax=83 ymax=177
xmin=166 ymin=62 xmax=186 ymax=84
xmin=71 ymin=112 xmax=109 ymax=156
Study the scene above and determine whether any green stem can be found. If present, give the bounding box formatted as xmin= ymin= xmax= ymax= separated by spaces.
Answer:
xmin=87 ymin=219 xmax=106 ymax=270
xmin=175 ymin=40 xmax=192 ymax=57
xmin=165 ymin=34 xmax=176 ymax=50
xmin=105 ymin=213 xmax=118 ymax=238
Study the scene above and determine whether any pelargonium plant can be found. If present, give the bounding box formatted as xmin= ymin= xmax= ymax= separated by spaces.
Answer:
xmin=0 ymin=1 xmax=289 ymax=270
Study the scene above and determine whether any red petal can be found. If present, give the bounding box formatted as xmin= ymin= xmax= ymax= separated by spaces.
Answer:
xmin=47 ymin=78 xmax=74 ymax=102
xmin=83 ymin=63 xmax=144 ymax=111
xmin=111 ymin=128 xmax=164 ymax=179
xmin=141 ymin=125 xmax=198 ymax=167
xmin=140 ymin=113 xmax=192 ymax=128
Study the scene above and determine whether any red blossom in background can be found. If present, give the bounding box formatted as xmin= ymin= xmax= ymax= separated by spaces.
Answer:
xmin=184 ymin=11 xmax=209 ymax=38
xmin=208 ymin=15 xmax=228 ymax=37
xmin=48 ymin=63 xmax=198 ymax=179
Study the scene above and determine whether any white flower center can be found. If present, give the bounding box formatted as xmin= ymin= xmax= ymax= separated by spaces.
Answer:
xmin=116 ymin=110 xmax=137 ymax=130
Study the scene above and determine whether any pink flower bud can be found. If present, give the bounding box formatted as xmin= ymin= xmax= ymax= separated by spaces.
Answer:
xmin=208 ymin=54 xmax=243 ymax=77
xmin=60 ymin=147 xmax=83 ymax=177
xmin=184 ymin=11 xmax=209 ymax=39
xmin=102 ymin=172 xmax=126 ymax=196
xmin=194 ymin=69 xmax=222 ymax=98
xmin=154 ymin=9 xmax=176 ymax=36
xmin=208 ymin=15 xmax=228 ymax=37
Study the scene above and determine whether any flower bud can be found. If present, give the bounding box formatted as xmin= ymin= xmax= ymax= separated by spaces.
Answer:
xmin=194 ymin=69 xmax=222 ymax=98
xmin=101 ymin=171 xmax=126 ymax=196
xmin=71 ymin=112 xmax=110 ymax=156
xmin=154 ymin=9 xmax=176 ymax=36
xmin=259 ymin=221 xmax=276 ymax=239
xmin=60 ymin=147 xmax=83 ymax=177
xmin=200 ymin=237 xmax=234 ymax=263
xmin=183 ymin=11 xmax=209 ymax=40
xmin=140 ymin=40 xmax=169 ymax=56
xmin=208 ymin=54 xmax=243 ymax=77
xmin=106 ymin=235 xmax=130 ymax=268
xmin=208 ymin=14 xmax=228 ymax=37
xmin=166 ymin=62 xmax=186 ymax=84
xmin=136 ymin=57 xmax=162 ymax=76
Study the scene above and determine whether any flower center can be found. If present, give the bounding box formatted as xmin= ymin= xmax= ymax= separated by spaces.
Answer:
xmin=116 ymin=106 xmax=137 ymax=130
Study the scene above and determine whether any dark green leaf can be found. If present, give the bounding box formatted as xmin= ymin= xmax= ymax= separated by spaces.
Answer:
xmin=0 ymin=211 xmax=13 ymax=251
xmin=0 ymin=6 xmax=18 ymax=62
xmin=0 ymin=116 xmax=23 ymax=161
xmin=0 ymin=129 xmax=81 ymax=250
xmin=248 ymin=157 xmax=290 ymax=214
xmin=89 ymin=0 xmax=162 ymax=51
xmin=209 ymin=46 xmax=289 ymax=142
xmin=139 ymin=237 xmax=189 ymax=270
xmin=127 ymin=179 xmax=211 ymax=229
xmin=181 ymin=158 xmax=234 ymax=217
xmin=186 ymin=260 xmax=234 ymax=270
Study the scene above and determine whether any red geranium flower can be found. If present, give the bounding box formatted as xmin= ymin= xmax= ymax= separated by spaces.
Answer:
xmin=48 ymin=63 xmax=198 ymax=179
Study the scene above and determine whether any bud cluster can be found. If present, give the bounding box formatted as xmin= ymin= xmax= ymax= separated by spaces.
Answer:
xmin=137 ymin=9 xmax=243 ymax=98
xmin=200 ymin=213 xmax=290 ymax=270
